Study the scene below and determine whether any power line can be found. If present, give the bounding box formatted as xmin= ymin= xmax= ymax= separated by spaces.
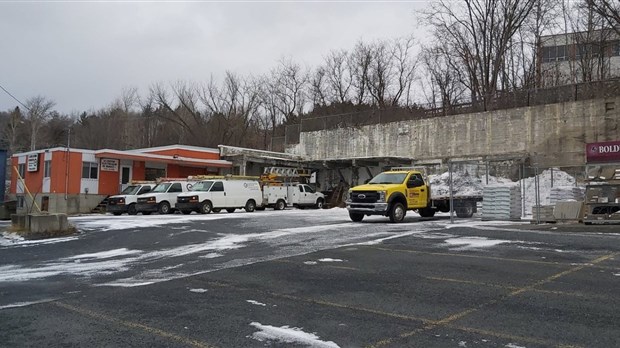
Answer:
xmin=0 ymin=82 xmax=30 ymax=111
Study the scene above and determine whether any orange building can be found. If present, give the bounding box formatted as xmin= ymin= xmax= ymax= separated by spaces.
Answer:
xmin=9 ymin=145 xmax=232 ymax=214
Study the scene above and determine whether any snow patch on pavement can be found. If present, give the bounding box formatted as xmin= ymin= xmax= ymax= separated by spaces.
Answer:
xmin=249 ymin=322 xmax=340 ymax=348
xmin=444 ymin=236 xmax=515 ymax=250
xmin=189 ymin=288 xmax=208 ymax=293
xmin=0 ymin=232 xmax=78 ymax=247
xmin=246 ymin=300 xmax=267 ymax=306
xmin=318 ymin=258 xmax=343 ymax=262
xmin=64 ymin=248 xmax=141 ymax=260
xmin=0 ymin=298 xmax=57 ymax=310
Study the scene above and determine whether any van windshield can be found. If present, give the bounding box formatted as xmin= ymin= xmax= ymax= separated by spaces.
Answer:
xmin=368 ymin=173 xmax=408 ymax=185
xmin=191 ymin=181 xmax=214 ymax=192
xmin=120 ymin=185 xmax=140 ymax=195
xmin=152 ymin=183 xmax=172 ymax=193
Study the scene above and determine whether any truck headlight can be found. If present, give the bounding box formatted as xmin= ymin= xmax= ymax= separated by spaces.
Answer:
xmin=378 ymin=191 xmax=386 ymax=202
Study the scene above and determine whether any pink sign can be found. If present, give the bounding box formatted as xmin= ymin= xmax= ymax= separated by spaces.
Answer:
xmin=586 ymin=140 xmax=620 ymax=163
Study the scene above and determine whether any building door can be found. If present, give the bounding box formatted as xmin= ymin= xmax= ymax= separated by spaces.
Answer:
xmin=120 ymin=166 xmax=132 ymax=192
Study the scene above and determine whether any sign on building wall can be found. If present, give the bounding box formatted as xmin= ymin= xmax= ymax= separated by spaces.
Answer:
xmin=27 ymin=154 xmax=39 ymax=172
xmin=586 ymin=140 xmax=620 ymax=163
xmin=100 ymin=158 xmax=119 ymax=172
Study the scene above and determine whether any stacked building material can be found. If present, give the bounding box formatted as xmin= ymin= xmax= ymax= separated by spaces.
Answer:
xmin=549 ymin=186 xmax=585 ymax=203
xmin=482 ymin=186 xmax=522 ymax=220
xmin=532 ymin=205 xmax=556 ymax=223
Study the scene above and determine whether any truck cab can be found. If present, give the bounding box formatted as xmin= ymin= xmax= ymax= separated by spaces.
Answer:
xmin=346 ymin=170 xmax=432 ymax=222
xmin=107 ymin=183 xmax=155 ymax=215
xmin=135 ymin=180 xmax=196 ymax=215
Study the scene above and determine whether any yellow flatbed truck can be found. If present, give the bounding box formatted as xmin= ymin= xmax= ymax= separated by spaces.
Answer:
xmin=346 ymin=169 xmax=481 ymax=223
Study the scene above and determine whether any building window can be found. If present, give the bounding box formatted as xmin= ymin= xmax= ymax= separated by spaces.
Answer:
xmin=17 ymin=163 xmax=25 ymax=178
xmin=612 ymin=41 xmax=620 ymax=56
xmin=541 ymin=45 xmax=568 ymax=63
xmin=82 ymin=162 xmax=98 ymax=179
xmin=43 ymin=160 xmax=52 ymax=178
xmin=17 ymin=196 xmax=25 ymax=208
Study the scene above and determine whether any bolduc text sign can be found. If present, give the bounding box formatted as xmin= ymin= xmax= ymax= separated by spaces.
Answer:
xmin=100 ymin=158 xmax=119 ymax=172
xmin=586 ymin=140 xmax=620 ymax=163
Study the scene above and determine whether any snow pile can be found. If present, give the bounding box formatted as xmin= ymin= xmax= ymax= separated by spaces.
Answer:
xmin=429 ymin=171 xmax=513 ymax=198
xmin=249 ymin=322 xmax=340 ymax=348
xmin=519 ymin=169 xmax=578 ymax=216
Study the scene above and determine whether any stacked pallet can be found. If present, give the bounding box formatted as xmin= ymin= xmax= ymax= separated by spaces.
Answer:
xmin=549 ymin=186 xmax=585 ymax=203
xmin=532 ymin=205 xmax=556 ymax=222
xmin=482 ymin=186 xmax=522 ymax=221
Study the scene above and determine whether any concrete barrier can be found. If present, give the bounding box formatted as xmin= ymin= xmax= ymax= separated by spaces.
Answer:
xmin=11 ymin=213 xmax=75 ymax=239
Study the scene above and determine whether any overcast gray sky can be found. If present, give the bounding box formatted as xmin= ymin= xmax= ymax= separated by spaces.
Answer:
xmin=0 ymin=1 xmax=428 ymax=114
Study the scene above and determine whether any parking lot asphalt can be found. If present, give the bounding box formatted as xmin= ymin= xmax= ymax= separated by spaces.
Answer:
xmin=1 ymin=210 xmax=619 ymax=348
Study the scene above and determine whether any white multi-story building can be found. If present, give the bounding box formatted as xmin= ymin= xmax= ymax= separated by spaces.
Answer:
xmin=538 ymin=29 xmax=620 ymax=87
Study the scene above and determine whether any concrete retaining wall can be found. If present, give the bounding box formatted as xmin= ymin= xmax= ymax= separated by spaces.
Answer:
xmin=15 ymin=194 xmax=106 ymax=215
xmin=291 ymin=97 xmax=620 ymax=167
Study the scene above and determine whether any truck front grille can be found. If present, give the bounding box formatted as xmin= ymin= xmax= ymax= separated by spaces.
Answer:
xmin=350 ymin=191 xmax=379 ymax=203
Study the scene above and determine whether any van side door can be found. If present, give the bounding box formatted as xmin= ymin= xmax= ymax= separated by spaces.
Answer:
xmin=209 ymin=181 xmax=226 ymax=208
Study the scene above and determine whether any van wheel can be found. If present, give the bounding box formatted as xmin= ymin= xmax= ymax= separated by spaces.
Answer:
xmin=245 ymin=200 xmax=256 ymax=212
xmin=158 ymin=201 xmax=171 ymax=214
xmin=389 ymin=202 xmax=406 ymax=223
xmin=274 ymin=200 xmax=286 ymax=210
xmin=199 ymin=201 xmax=212 ymax=214
xmin=315 ymin=198 xmax=324 ymax=209
xmin=226 ymin=208 xmax=236 ymax=213
xmin=212 ymin=208 xmax=221 ymax=213
xmin=349 ymin=212 xmax=364 ymax=222
xmin=127 ymin=204 xmax=137 ymax=215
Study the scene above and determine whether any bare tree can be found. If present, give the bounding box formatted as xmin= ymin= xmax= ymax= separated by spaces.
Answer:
xmin=585 ymin=0 xmax=620 ymax=35
xmin=423 ymin=0 xmax=537 ymax=109
xmin=421 ymin=44 xmax=466 ymax=112
xmin=324 ymin=49 xmax=352 ymax=104
xmin=24 ymin=96 xmax=55 ymax=150
xmin=349 ymin=41 xmax=373 ymax=105
xmin=2 ymin=107 xmax=24 ymax=154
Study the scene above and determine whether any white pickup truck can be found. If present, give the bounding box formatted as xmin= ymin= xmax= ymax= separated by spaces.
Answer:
xmin=135 ymin=180 xmax=196 ymax=215
xmin=107 ymin=183 xmax=155 ymax=215
xmin=263 ymin=183 xmax=325 ymax=210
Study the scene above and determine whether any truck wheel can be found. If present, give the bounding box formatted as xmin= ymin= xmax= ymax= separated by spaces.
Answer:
xmin=315 ymin=198 xmax=324 ymax=209
xmin=199 ymin=201 xmax=212 ymax=214
xmin=245 ymin=200 xmax=256 ymax=212
xmin=349 ymin=212 xmax=364 ymax=222
xmin=274 ymin=200 xmax=286 ymax=211
xmin=226 ymin=208 xmax=236 ymax=213
xmin=455 ymin=201 xmax=475 ymax=218
xmin=389 ymin=202 xmax=406 ymax=223
xmin=158 ymin=201 xmax=171 ymax=214
xmin=418 ymin=207 xmax=436 ymax=218
xmin=127 ymin=203 xmax=137 ymax=215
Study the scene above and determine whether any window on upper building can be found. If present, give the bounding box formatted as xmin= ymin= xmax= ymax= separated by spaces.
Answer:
xmin=16 ymin=196 xmax=25 ymax=208
xmin=17 ymin=163 xmax=25 ymax=178
xmin=612 ymin=40 xmax=620 ymax=56
xmin=541 ymin=45 xmax=568 ymax=63
xmin=82 ymin=162 xmax=98 ymax=179
xmin=43 ymin=160 xmax=52 ymax=178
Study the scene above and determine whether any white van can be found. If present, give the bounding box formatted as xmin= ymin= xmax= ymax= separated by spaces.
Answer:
xmin=176 ymin=179 xmax=263 ymax=214
xmin=135 ymin=180 xmax=197 ymax=215
xmin=107 ymin=183 xmax=156 ymax=215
